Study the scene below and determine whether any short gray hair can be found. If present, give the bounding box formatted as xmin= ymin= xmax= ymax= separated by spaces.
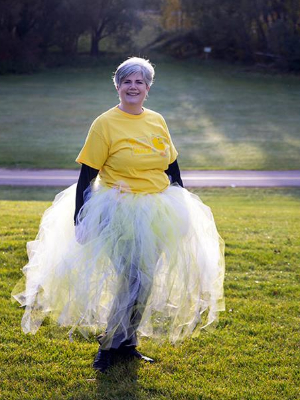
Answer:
xmin=113 ymin=57 xmax=155 ymax=89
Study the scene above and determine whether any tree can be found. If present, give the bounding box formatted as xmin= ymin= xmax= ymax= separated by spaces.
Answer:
xmin=0 ymin=0 xmax=44 ymax=71
xmin=82 ymin=0 xmax=143 ymax=57
xmin=161 ymin=0 xmax=191 ymax=32
xmin=178 ymin=0 xmax=300 ymax=68
xmin=51 ymin=0 xmax=87 ymax=55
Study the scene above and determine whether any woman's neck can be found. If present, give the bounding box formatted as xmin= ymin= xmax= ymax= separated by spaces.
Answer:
xmin=118 ymin=103 xmax=144 ymax=115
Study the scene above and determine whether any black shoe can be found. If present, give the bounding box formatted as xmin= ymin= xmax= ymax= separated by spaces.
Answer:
xmin=118 ymin=346 xmax=154 ymax=363
xmin=93 ymin=348 xmax=114 ymax=373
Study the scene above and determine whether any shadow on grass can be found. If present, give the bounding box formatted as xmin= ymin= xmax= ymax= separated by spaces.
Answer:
xmin=95 ymin=359 xmax=142 ymax=400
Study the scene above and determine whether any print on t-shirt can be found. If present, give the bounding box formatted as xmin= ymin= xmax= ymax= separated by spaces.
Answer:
xmin=128 ymin=135 xmax=167 ymax=157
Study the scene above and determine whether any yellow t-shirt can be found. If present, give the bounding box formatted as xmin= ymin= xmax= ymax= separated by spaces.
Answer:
xmin=76 ymin=106 xmax=178 ymax=194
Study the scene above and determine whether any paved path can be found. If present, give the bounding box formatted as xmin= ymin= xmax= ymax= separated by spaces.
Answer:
xmin=0 ymin=168 xmax=299 ymax=187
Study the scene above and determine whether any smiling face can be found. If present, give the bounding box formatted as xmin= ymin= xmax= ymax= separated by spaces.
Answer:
xmin=117 ymin=72 xmax=150 ymax=114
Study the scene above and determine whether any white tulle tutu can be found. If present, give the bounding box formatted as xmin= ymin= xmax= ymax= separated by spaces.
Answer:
xmin=13 ymin=179 xmax=225 ymax=347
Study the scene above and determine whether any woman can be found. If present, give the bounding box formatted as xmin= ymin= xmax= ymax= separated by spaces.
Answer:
xmin=13 ymin=57 xmax=225 ymax=373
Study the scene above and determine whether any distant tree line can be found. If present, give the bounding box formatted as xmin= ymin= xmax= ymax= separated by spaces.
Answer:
xmin=1 ymin=0 xmax=300 ymax=72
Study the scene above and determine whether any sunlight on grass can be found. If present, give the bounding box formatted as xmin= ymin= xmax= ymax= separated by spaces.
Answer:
xmin=1 ymin=61 xmax=300 ymax=170
xmin=1 ymin=187 xmax=299 ymax=399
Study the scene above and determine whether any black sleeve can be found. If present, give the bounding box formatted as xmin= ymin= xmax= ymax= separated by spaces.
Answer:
xmin=74 ymin=164 xmax=99 ymax=224
xmin=165 ymin=159 xmax=184 ymax=188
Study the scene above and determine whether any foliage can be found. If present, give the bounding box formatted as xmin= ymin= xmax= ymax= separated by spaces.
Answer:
xmin=1 ymin=187 xmax=300 ymax=399
xmin=80 ymin=0 xmax=143 ymax=57
xmin=1 ymin=0 xmax=300 ymax=72
xmin=0 ymin=0 xmax=43 ymax=72
xmin=161 ymin=0 xmax=192 ymax=31
xmin=147 ymin=0 xmax=300 ymax=70
xmin=0 ymin=0 xmax=144 ymax=72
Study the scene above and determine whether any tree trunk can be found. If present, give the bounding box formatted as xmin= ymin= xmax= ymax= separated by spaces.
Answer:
xmin=90 ymin=32 xmax=99 ymax=56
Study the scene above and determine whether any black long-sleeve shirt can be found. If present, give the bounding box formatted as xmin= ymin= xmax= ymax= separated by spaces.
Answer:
xmin=74 ymin=160 xmax=183 ymax=224
xmin=165 ymin=160 xmax=183 ymax=188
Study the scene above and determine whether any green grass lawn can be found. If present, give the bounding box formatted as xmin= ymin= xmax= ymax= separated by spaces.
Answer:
xmin=1 ymin=187 xmax=299 ymax=400
xmin=1 ymin=61 xmax=300 ymax=170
